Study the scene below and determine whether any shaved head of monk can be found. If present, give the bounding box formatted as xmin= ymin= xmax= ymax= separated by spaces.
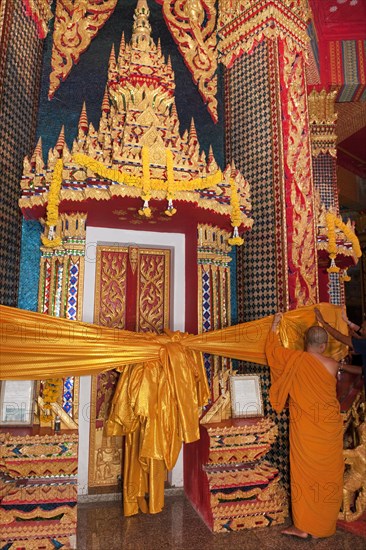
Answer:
xmin=304 ymin=326 xmax=328 ymax=351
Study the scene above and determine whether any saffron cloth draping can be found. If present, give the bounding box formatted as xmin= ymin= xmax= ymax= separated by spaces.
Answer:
xmin=0 ymin=302 xmax=347 ymax=515
xmin=266 ymin=332 xmax=344 ymax=537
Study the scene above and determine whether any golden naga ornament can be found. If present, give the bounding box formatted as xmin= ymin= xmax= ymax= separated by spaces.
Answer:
xmin=48 ymin=0 xmax=118 ymax=99
xmin=160 ymin=0 xmax=218 ymax=122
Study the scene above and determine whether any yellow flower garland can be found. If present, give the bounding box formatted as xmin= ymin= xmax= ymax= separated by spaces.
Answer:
xmin=41 ymin=377 xmax=63 ymax=421
xmin=228 ymin=173 xmax=244 ymax=246
xmin=325 ymin=211 xmax=362 ymax=276
xmin=72 ymin=151 xmax=246 ymax=245
xmin=41 ymin=159 xmax=63 ymax=248
xmin=141 ymin=146 xmax=151 ymax=201
xmin=73 ymin=152 xmax=224 ymax=194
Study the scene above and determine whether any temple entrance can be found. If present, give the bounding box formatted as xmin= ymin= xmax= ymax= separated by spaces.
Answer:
xmin=88 ymin=244 xmax=171 ymax=493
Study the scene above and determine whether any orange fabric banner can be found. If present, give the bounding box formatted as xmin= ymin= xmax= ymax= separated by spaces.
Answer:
xmin=0 ymin=302 xmax=347 ymax=516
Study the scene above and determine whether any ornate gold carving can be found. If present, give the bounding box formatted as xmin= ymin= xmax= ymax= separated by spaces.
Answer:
xmin=94 ymin=246 xmax=128 ymax=329
xmin=218 ymin=0 xmax=310 ymax=67
xmin=316 ymin=201 xmax=361 ymax=265
xmin=48 ymin=0 xmax=118 ymax=99
xmin=339 ymin=420 xmax=366 ymax=522
xmin=128 ymin=245 xmax=139 ymax=275
xmin=22 ymin=0 xmax=53 ymax=39
xmin=1 ymin=483 xmax=77 ymax=505
xmin=197 ymin=224 xmax=232 ymax=258
xmin=282 ymin=46 xmax=318 ymax=306
xmin=161 ymin=0 xmax=218 ymax=122
xmin=137 ymin=249 xmax=170 ymax=333
xmin=20 ymin=1 xmax=253 ymax=238
xmin=88 ymin=372 xmax=123 ymax=488
xmin=208 ymin=445 xmax=272 ymax=464
xmin=213 ymin=508 xmax=287 ymax=532
xmin=89 ymin=244 xmax=171 ymax=488
xmin=219 ymin=0 xmax=310 ymax=26
xmin=0 ymin=505 xmax=76 ymax=525
xmin=308 ymin=89 xmax=338 ymax=157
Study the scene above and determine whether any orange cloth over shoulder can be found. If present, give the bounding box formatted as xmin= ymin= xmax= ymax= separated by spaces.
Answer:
xmin=265 ymin=331 xmax=344 ymax=538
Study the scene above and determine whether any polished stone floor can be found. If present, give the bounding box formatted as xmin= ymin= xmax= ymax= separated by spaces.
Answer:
xmin=77 ymin=494 xmax=366 ymax=550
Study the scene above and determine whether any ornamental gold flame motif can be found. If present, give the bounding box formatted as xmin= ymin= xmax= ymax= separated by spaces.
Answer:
xmin=161 ymin=0 xmax=219 ymax=122
xmin=22 ymin=0 xmax=53 ymax=38
xmin=48 ymin=0 xmax=118 ymax=99
xmin=20 ymin=0 xmax=253 ymax=247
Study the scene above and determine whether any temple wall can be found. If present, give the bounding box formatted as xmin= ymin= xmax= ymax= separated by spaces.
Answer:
xmin=0 ymin=0 xmax=43 ymax=305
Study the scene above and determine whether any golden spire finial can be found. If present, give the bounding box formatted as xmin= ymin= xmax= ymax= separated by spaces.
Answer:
xmin=55 ymin=125 xmax=65 ymax=154
xmin=132 ymin=0 xmax=153 ymax=49
xmin=78 ymin=102 xmax=88 ymax=134
xmin=102 ymin=87 xmax=110 ymax=113
xmin=31 ymin=137 xmax=44 ymax=168
xmin=109 ymin=44 xmax=116 ymax=69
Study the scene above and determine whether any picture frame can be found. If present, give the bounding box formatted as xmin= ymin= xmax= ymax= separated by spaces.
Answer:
xmin=0 ymin=380 xmax=35 ymax=426
xmin=229 ymin=374 xmax=264 ymax=418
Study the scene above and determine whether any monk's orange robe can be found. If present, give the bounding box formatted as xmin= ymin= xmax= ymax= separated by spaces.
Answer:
xmin=265 ymin=331 xmax=344 ymax=538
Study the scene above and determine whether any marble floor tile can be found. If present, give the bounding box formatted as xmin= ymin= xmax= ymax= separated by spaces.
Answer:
xmin=77 ymin=495 xmax=365 ymax=550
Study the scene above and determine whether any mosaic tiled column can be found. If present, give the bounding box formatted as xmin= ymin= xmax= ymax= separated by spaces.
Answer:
xmin=220 ymin=0 xmax=318 ymax=317
xmin=219 ymin=0 xmax=319 ymax=486
xmin=197 ymin=224 xmax=232 ymax=402
xmin=308 ymin=89 xmax=343 ymax=305
xmin=38 ymin=213 xmax=86 ymax=423
xmin=0 ymin=0 xmax=43 ymax=306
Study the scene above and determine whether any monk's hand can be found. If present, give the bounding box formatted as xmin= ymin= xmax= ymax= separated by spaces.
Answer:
xmin=272 ymin=312 xmax=282 ymax=331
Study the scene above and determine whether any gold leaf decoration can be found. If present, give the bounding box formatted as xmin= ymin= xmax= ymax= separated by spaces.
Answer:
xmin=48 ymin=0 xmax=118 ymax=99
xmin=161 ymin=0 xmax=218 ymax=122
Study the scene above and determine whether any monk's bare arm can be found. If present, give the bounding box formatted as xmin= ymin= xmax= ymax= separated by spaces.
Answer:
xmin=271 ymin=312 xmax=282 ymax=332
xmin=339 ymin=364 xmax=362 ymax=376
xmin=314 ymin=308 xmax=352 ymax=348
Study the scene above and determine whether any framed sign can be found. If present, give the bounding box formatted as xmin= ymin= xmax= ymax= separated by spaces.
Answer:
xmin=0 ymin=380 xmax=35 ymax=426
xmin=230 ymin=375 xmax=263 ymax=418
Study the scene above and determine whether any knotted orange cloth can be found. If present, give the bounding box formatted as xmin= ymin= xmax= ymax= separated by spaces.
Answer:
xmin=0 ymin=302 xmax=347 ymax=517
xmin=265 ymin=331 xmax=344 ymax=538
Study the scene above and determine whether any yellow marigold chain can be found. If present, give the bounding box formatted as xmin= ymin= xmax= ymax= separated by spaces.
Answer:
xmin=325 ymin=212 xmax=362 ymax=276
xmin=41 ymin=158 xmax=63 ymax=248
xmin=72 ymin=152 xmax=225 ymax=192
xmin=41 ymin=151 xmax=247 ymax=247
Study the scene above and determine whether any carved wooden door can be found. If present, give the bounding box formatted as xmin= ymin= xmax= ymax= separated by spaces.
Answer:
xmin=88 ymin=245 xmax=171 ymax=491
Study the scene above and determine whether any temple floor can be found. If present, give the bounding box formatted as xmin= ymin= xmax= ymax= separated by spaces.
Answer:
xmin=77 ymin=493 xmax=365 ymax=549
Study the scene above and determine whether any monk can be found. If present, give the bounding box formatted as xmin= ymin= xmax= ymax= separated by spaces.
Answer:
xmin=265 ymin=313 xmax=344 ymax=539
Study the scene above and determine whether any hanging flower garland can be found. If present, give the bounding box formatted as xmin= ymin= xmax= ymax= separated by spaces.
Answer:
xmin=340 ymin=269 xmax=351 ymax=283
xmin=325 ymin=212 xmax=362 ymax=275
xmin=228 ymin=175 xmax=244 ymax=246
xmin=41 ymin=377 xmax=63 ymax=421
xmin=165 ymin=148 xmax=177 ymax=216
xmin=138 ymin=146 xmax=152 ymax=217
xmin=71 ymin=152 xmax=247 ymax=246
xmin=41 ymin=159 xmax=63 ymax=248
xmin=72 ymin=152 xmax=223 ymax=193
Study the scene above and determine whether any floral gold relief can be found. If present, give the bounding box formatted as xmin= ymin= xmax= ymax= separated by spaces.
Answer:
xmin=22 ymin=0 xmax=53 ymax=39
xmin=280 ymin=43 xmax=318 ymax=307
xmin=49 ymin=0 xmax=118 ymax=99
xmin=89 ymin=244 xmax=171 ymax=489
xmin=94 ymin=247 xmax=128 ymax=329
xmin=161 ymin=0 xmax=218 ymax=122
xmin=137 ymin=250 xmax=170 ymax=333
